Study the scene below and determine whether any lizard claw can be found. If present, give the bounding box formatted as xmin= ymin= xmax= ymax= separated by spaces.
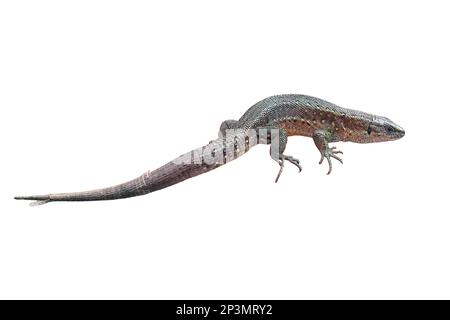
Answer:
xmin=319 ymin=146 xmax=343 ymax=175
xmin=275 ymin=155 xmax=302 ymax=183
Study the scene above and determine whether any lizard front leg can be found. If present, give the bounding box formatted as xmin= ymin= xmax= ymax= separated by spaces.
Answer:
xmin=313 ymin=130 xmax=343 ymax=175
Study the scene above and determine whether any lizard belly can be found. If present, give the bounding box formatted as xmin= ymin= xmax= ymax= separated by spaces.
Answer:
xmin=274 ymin=118 xmax=316 ymax=137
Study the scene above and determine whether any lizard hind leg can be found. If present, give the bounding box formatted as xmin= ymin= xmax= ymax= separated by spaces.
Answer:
xmin=275 ymin=154 xmax=302 ymax=183
xmin=258 ymin=126 xmax=302 ymax=183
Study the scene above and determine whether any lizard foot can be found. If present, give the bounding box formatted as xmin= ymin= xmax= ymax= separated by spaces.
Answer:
xmin=275 ymin=155 xmax=302 ymax=183
xmin=319 ymin=146 xmax=343 ymax=175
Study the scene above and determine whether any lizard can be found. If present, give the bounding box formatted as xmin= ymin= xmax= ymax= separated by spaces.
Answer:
xmin=15 ymin=94 xmax=405 ymax=205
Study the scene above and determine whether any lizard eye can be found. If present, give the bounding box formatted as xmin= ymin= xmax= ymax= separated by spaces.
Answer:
xmin=367 ymin=126 xmax=372 ymax=135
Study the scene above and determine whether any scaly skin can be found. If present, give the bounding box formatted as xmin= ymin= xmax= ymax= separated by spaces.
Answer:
xmin=15 ymin=94 xmax=405 ymax=205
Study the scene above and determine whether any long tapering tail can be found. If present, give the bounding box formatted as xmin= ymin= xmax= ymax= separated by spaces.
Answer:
xmin=15 ymin=133 xmax=252 ymax=205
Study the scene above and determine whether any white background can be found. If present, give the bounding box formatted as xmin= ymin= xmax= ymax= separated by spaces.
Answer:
xmin=0 ymin=1 xmax=449 ymax=299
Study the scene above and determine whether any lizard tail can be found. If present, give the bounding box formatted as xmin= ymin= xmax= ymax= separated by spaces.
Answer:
xmin=14 ymin=134 xmax=251 ymax=205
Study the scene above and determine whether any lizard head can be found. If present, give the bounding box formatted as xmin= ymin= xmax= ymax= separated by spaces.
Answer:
xmin=358 ymin=115 xmax=405 ymax=143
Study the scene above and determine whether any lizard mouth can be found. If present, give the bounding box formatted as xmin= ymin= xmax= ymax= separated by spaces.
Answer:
xmin=386 ymin=123 xmax=405 ymax=139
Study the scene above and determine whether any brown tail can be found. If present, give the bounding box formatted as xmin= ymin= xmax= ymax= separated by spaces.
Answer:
xmin=15 ymin=134 xmax=251 ymax=205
